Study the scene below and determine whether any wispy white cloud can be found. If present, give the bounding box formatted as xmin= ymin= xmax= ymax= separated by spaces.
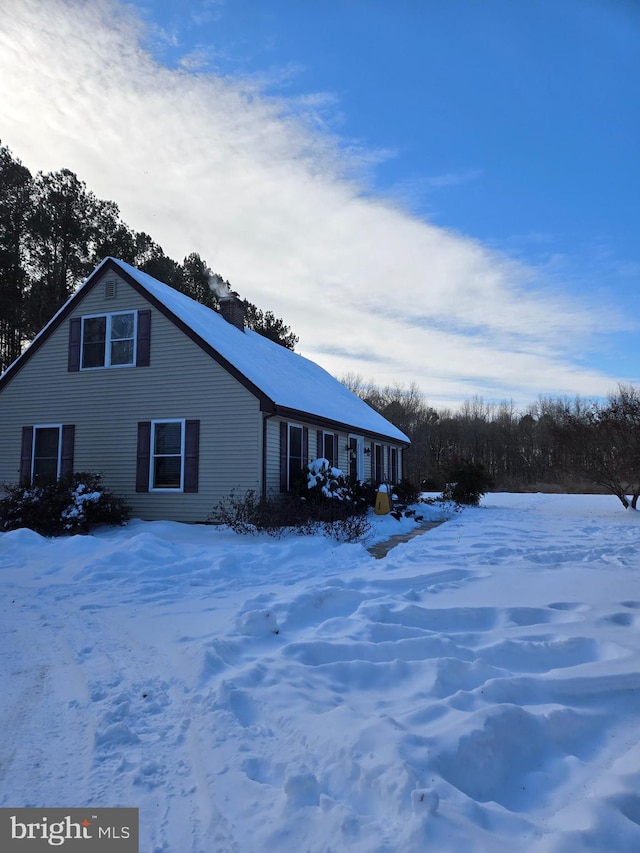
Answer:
xmin=0 ymin=0 xmax=629 ymax=407
xmin=177 ymin=45 xmax=215 ymax=71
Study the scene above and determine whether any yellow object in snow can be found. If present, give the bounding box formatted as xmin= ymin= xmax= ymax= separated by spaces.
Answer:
xmin=374 ymin=486 xmax=391 ymax=515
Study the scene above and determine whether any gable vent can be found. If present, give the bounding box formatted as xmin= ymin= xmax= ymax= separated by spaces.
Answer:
xmin=104 ymin=278 xmax=117 ymax=299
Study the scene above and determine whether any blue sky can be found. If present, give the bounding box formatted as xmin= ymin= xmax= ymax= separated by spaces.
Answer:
xmin=1 ymin=0 xmax=638 ymax=407
xmin=139 ymin=1 xmax=639 ymax=247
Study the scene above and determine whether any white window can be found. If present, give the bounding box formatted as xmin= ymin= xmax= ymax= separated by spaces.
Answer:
xmin=347 ymin=435 xmax=364 ymax=483
xmin=390 ymin=447 xmax=399 ymax=483
xmin=81 ymin=311 xmax=137 ymax=369
xmin=151 ymin=420 xmax=185 ymax=491
xmin=374 ymin=443 xmax=384 ymax=484
xmin=32 ymin=425 xmax=62 ymax=484
xmin=322 ymin=431 xmax=336 ymax=466
xmin=288 ymin=424 xmax=304 ymax=490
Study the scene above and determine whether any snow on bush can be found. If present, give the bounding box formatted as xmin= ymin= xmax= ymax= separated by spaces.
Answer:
xmin=0 ymin=472 xmax=130 ymax=536
xmin=60 ymin=483 xmax=103 ymax=524
xmin=305 ymin=458 xmax=351 ymax=501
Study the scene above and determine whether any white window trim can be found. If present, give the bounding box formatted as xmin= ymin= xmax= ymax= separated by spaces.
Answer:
xmin=150 ymin=419 xmax=185 ymax=492
xmin=390 ymin=446 xmax=399 ymax=483
xmin=374 ymin=442 xmax=383 ymax=484
xmin=288 ymin=422 xmax=304 ymax=491
xmin=348 ymin=434 xmax=364 ymax=482
xmin=321 ymin=430 xmax=335 ymax=466
xmin=31 ymin=424 xmax=62 ymax=482
xmin=80 ymin=310 xmax=138 ymax=370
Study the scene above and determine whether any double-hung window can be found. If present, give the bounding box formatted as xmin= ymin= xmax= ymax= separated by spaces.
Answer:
xmin=389 ymin=447 xmax=399 ymax=484
xmin=374 ymin=443 xmax=384 ymax=485
xmin=136 ymin=419 xmax=199 ymax=494
xmin=151 ymin=420 xmax=185 ymax=491
xmin=288 ymin=424 xmax=304 ymax=489
xmin=316 ymin=430 xmax=337 ymax=467
xmin=69 ymin=309 xmax=150 ymax=372
xmin=20 ymin=424 xmax=75 ymax=486
xmin=32 ymin=425 xmax=62 ymax=484
xmin=322 ymin=432 xmax=336 ymax=467
xmin=348 ymin=435 xmax=363 ymax=483
xmin=81 ymin=311 xmax=136 ymax=369
xmin=280 ymin=422 xmax=308 ymax=492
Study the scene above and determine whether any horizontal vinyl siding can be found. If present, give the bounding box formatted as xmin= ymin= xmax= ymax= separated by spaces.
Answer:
xmin=0 ymin=273 xmax=262 ymax=522
xmin=264 ymin=417 xmax=282 ymax=496
xmin=265 ymin=419 xmax=404 ymax=493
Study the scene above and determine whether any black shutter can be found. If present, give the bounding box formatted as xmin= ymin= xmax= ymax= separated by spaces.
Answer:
xmin=280 ymin=422 xmax=288 ymax=492
xmin=184 ymin=419 xmax=200 ymax=493
xmin=60 ymin=425 xmax=75 ymax=478
xmin=333 ymin=434 xmax=339 ymax=468
xmin=316 ymin=429 xmax=322 ymax=460
xmin=136 ymin=310 xmax=151 ymax=366
xmin=136 ymin=421 xmax=151 ymax=492
xmin=302 ymin=426 xmax=309 ymax=468
xmin=20 ymin=426 xmax=34 ymax=484
xmin=68 ymin=318 xmax=81 ymax=371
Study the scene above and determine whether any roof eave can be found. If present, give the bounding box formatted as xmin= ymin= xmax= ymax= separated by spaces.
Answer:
xmin=272 ymin=405 xmax=411 ymax=446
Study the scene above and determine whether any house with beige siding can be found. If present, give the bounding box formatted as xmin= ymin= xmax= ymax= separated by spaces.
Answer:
xmin=0 ymin=258 xmax=410 ymax=523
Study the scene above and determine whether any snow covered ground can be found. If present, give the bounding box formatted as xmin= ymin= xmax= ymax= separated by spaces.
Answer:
xmin=2 ymin=493 xmax=640 ymax=852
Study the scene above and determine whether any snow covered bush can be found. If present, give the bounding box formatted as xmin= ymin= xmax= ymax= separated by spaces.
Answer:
xmin=302 ymin=458 xmax=352 ymax=502
xmin=0 ymin=473 xmax=130 ymax=536
xmin=294 ymin=459 xmax=374 ymax=511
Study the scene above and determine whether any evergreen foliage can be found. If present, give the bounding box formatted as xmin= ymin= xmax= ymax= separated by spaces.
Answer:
xmin=392 ymin=478 xmax=421 ymax=505
xmin=0 ymin=142 xmax=299 ymax=371
xmin=242 ymin=299 xmax=298 ymax=350
xmin=3 ymin=143 xmax=639 ymax=505
xmin=441 ymin=458 xmax=494 ymax=506
xmin=0 ymin=472 xmax=130 ymax=536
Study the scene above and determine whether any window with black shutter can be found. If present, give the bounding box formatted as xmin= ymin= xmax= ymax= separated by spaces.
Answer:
xmin=69 ymin=309 xmax=151 ymax=371
xmin=280 ymin=422 xmax=308 ymax=491
xmin=137 ymin=419 xmax=200 ymax=493
xmin=374 ymin=443 xmax=384 ymax=485
xmin=20 ymin=424 xmax=75 ymax=484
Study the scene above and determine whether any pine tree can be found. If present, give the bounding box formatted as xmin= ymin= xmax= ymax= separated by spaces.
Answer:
xmin=0 ymin=145 xmax=32 ymax=372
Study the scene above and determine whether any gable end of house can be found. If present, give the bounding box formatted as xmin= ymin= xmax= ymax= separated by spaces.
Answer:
xmin=0 ymin=259 xmax=275 ymax=411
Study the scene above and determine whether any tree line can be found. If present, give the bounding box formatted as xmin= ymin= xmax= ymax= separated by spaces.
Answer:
xmin=0 ymin=143 xmax=297 ymax=374
xmin=343 ymin=375 xmax=640 ymax=509
xmin=3 ymin=142 xmax=636 ymax=507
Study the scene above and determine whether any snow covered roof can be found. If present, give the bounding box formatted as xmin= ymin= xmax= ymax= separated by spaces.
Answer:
xmin=56 ymin=258 xmax=410 ymax=443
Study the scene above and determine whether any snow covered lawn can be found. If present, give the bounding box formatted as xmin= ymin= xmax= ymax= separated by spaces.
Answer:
xmin=1 ymin=493 xmax=640 ymax=852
